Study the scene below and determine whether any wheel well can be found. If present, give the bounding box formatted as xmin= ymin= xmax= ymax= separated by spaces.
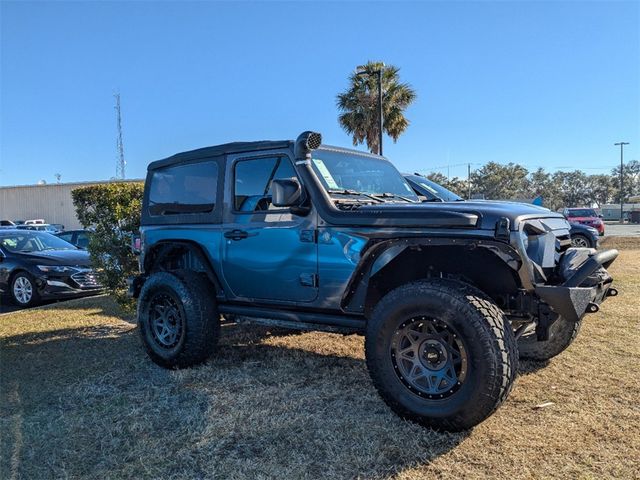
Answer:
xmin=363 ymin=245 xmax=521 ymax=315
xmin=144 ymin=241 xmax=221 ymax=294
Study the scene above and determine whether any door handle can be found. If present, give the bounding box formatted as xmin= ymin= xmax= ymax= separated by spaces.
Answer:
xmin=224 ymin=229 xmax=249 ymax=241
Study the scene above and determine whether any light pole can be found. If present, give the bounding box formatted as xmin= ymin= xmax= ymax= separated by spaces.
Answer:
xmin=356 ymin=64 xmax=385 ymax=155
xmin=614 ymin=142 xmax=629 ymax=223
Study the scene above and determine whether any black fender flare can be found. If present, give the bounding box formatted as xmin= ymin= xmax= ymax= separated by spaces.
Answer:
xmin=144 ymin=240 xmax=223 ymax=297
xmin=340 ymin=236 xmax=523 ymax=314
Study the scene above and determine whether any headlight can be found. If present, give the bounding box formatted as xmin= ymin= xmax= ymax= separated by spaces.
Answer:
xmin=37 ymin=265 xmax=79 ymax=273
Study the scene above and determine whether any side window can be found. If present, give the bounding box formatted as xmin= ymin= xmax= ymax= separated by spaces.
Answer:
xmin=76 ymin=232 xmax=90 ymax=249
xmin=148 ymin=161 xmax=218 ymax=215
xmin=57 ymin=232 xmax=73 ymax=243
xmin=234 ymin=156 xmax=296 ymax=212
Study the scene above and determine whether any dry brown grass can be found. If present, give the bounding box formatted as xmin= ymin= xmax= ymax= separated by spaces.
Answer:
xmin=1 ymin=243 xmax=639 ymax=479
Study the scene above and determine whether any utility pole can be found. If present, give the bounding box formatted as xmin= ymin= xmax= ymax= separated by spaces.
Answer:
xmin=614 ymin=142 xmax=629 ymax=223
xmin=467 ymin=163 xmax=471 ymax=199
xmin=114 ymin=93 xmax=126 ymax=180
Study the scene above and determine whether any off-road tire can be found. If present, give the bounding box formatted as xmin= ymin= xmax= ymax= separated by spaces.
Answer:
xmin=365 ymin=279 xmax=518 ymax=432
xmin=138 ymin=270 xmax=220 ymax=368
xmin=518 ymin=317 xmax=581 ymax=361
xmin=10 ymin=271 xmax=41 ymax=307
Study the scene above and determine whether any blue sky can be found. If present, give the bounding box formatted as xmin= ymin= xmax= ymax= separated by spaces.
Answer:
xmin=1 ymin=0 xmax=638 ymax=186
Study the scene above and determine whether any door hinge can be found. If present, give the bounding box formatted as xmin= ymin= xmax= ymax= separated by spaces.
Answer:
xmin=299 ymin=273 xmax=318 ymax=287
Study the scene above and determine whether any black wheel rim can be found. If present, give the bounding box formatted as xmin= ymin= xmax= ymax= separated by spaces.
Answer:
xmin=390 ymin=316 xmax=468 ymax=399
xmin=148 ymin=293 xmax=184 ymax=349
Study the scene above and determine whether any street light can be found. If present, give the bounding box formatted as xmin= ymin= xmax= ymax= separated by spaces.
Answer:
xmin=614 ymin=141 xmax=629 ymax=224
xmin=356 ymin=64 xmax=385 ymax=155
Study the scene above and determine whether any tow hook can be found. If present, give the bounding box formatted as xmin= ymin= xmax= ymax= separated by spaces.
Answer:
xmin=586 ymin=302 xmax=599 ymax=314
xmin=606 ymin=287 xmax=618 ymax=297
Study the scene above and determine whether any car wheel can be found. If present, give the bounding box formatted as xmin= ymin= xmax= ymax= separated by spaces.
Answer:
xmin=10 ymin=272 xmax=41 ymax=307
xmin=365 ymin=279 xmax=518 ymax=432
xmin=517 ymin=316 xmax=581 ymax=361
xmin=571 ymin=234 xmax=592 ymax=248
xmin=138 ymin=269 xmax=220 ymax=368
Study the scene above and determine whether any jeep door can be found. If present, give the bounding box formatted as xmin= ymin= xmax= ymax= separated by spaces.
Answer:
xmin=220 ymin=152 xmax=318 ymax=302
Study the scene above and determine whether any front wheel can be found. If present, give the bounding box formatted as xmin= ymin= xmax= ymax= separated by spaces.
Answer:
xmin=10 ymin=272 xmax=41 ymax=307
xmin=365 ymin=279 xmax=518 ymax=432
xmin=571 ymin=234 xmax=592 ymax=248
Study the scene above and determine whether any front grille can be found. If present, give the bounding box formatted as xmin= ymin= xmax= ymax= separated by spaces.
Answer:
xmin=71 ymin=269 xmax=102 ymax=289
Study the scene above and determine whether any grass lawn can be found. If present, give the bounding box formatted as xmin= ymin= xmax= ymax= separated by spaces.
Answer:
xmin=1 ymin=238 xmax=639 ymax=479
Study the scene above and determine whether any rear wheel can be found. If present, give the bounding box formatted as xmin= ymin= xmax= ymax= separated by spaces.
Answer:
xmin=138 ymin=270 xmax=220 ymax=368
xmin=518 ymin=316 xmax=581 ymax=361
xmin=365 ymin=279 xmax=518 ymax=432
xmin=10 ymin=272 xmax=41 ymax=307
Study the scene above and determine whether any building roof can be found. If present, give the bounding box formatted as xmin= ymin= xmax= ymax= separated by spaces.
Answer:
xmin=0 ymin=179 xmax=144 ymax=190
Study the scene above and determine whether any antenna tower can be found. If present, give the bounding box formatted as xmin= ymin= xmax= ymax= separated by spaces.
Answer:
xmin=114 ymin=92 xmax=126 ymax=179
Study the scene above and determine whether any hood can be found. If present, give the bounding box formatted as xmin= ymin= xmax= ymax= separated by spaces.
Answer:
xmin=356 ymin=200 xmax=565 ymax=230
xmin=16 ymin=249 xmax=92 ymax=267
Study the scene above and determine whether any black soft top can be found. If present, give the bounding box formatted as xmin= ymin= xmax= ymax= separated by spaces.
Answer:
xmin=147 ymin=140 xmax=293 ymax=171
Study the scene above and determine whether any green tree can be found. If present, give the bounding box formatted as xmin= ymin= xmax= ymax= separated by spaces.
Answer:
xmin=72 ymin=182 xmax=144 ymax=310
xmin=587 ymin=174 xmax=614 ymax=207
xmin=470 ymin=162 xmax=529 ymax=200
xmin=611 ymin=160 xmax=640 ymax=203
xmin=336 ymin=61 xmax=417 ymax=154
xmin=552 ymin=171 xmax=590 ymax=208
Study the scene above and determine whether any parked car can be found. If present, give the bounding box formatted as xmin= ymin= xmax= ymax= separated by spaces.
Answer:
xmin=0 ymin=230 xmax=102 ymax=307
xmin=562 ymin=207 xmax=605 ymax=235
xmin=403 ymin=174 xmax=601 ymax=249
xmin=1 ymin=220 xmax=16 ymax=227
xmin=129 ymin=131 xmax=618 ymax=432
xmin=55 ymin=229 xmax=92 ymax=249
xmin=16 ymin=224 xmax=63 ymax=234
xmin=403 ymin=173 xmax=463 ymax=202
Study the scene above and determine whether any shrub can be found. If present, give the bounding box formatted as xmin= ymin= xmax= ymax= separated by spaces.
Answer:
xmin=72 ymin=182 xmax=144 ymax=310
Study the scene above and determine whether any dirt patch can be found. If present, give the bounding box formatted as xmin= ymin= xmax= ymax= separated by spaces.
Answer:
xmin=601 ymin=235 xmax=640 ymax=250
xmin=1 ymin=252 xmax=638 ymax=479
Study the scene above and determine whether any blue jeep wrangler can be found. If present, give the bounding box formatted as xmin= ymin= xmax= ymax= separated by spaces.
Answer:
xmin=130 ymin=132 xmax=618 ymax=431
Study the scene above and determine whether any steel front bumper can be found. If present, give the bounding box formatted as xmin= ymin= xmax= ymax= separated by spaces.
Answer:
xmin=535 ymin=248 xmax=618 ymax=322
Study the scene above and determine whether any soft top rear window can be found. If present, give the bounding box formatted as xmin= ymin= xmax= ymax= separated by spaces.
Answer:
xmin=148 ymin=161 xmax=218 ymax=215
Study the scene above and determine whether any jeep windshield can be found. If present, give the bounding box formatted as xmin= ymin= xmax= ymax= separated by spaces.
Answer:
xmin=310 ymin=150 xmax=419 ymax=203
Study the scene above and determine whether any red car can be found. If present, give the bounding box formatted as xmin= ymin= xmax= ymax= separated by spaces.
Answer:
xmin=563 ymin=207 xmax=605 ymax=235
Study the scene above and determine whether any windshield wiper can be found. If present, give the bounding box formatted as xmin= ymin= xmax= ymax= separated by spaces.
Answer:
xmin=326 ymin=189 xmax=384 ymax=203
xmin=372 ymin=192 xmax=417 ymax=203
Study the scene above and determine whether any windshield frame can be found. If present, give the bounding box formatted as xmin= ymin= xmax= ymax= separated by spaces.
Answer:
xmin=308 ymin=149 xmax=419 ymax=203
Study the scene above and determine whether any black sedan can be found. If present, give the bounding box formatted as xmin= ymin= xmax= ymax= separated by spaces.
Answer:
xmin=0 ymin=230 xmax=102 ymax=307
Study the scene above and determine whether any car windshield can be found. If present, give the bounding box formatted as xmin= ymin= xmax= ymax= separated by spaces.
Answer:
xmin=310 ymin=150 xmax=419 ymax=202
xmin=0 ymin=231 xmax=77 ymax=253
xmin=404 ymin=175 xmax=463 ymax=202
xmin=567 ymin=209 xmax=597 ymax=217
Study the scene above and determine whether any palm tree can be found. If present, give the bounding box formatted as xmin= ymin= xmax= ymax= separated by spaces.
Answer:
xmin=336 ymin=61 xmax=417 ymax=155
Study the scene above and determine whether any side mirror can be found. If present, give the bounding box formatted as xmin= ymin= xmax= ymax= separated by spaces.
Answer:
xmin=272 ymin=178 xmax=303 ymax=207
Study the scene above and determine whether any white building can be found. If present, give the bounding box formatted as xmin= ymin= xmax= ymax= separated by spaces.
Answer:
xmin=0 ymin=180 xmax=143 ymax=230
